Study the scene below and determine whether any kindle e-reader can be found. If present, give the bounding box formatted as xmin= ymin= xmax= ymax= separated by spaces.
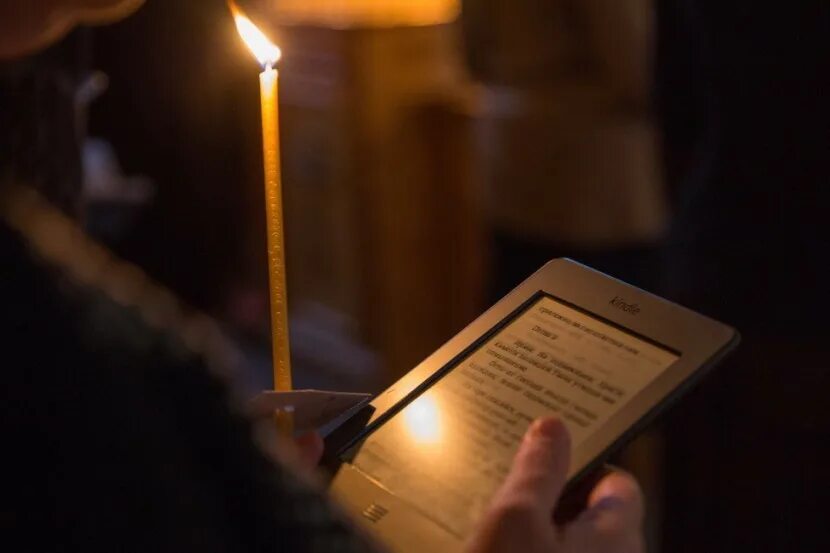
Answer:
xmin=326 ymin=259 xmax=739 ymax=552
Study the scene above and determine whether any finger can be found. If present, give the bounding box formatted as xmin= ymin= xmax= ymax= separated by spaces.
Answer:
xmin=553 ymin=465 xmax=613 ymax=524
xmin=562 ymin=471 xmax=644 ymax=553
xmin=293 ymin=431 xmax=324 ymax=467
xmin=494 ymin=417 xmax=572 ymax=512
xmin=586 ymin=470 xmax=644 ymax=526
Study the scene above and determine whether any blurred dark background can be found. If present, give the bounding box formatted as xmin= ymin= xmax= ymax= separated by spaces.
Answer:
xmin=1 ymin=0 xmax=827 ymax=551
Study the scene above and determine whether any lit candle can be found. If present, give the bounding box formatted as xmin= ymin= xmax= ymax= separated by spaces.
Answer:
xmin=231 ymin=3 xmax=293 ymax=419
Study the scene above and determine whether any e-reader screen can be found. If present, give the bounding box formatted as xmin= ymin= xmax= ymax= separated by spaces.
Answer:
xmin=347 ymin=294 xmax=679 ymax=538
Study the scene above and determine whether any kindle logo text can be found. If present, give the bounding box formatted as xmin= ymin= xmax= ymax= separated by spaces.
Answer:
xmin=609 ymin=296 xmax=641 ymax=315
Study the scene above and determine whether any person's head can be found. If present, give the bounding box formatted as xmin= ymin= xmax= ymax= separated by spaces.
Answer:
xmin=0 ymin=1 xmax=144 ymax=212
xmin=0 ymin=1 xmax=144 ymax=60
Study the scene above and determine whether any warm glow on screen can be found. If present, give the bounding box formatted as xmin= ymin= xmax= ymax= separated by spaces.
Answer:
xmin=403 ymin=394 xmax=442 ymax=444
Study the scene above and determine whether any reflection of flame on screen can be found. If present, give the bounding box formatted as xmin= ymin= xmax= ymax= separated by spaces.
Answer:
xmin=403 ymin=395 xmax=441 ymax=444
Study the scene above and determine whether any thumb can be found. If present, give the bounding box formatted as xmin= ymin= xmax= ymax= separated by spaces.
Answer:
xmin=495 ymin=417 xmax=572 ymax=512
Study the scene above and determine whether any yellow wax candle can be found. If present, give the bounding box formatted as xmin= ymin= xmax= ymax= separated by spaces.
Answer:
xmin=259 ymin=64 xmax=292 ymax=395
xmin=231 ymin=3 xmax=293 ymax=433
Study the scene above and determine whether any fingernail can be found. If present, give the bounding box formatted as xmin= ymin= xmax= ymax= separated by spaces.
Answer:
xmin=531 ymin=417 xmax=561 ymax=439
xmin=593 ymin=495 xmax=625 ymax=511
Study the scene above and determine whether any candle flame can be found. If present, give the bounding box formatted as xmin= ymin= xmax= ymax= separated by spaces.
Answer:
xmin=229 ymin=1 xmax=281 ymax=68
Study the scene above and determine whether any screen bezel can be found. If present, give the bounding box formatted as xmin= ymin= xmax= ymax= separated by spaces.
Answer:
xmin=331 ymin=259 xmax=739 ymax=491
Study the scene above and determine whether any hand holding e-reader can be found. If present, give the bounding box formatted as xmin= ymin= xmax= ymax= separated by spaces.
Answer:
xmin=323 ymin=259 xmax=738 ymax=552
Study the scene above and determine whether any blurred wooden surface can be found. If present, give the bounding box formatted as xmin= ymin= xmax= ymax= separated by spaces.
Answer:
xmin=278 ymin=23 xmax=485 ymax=387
